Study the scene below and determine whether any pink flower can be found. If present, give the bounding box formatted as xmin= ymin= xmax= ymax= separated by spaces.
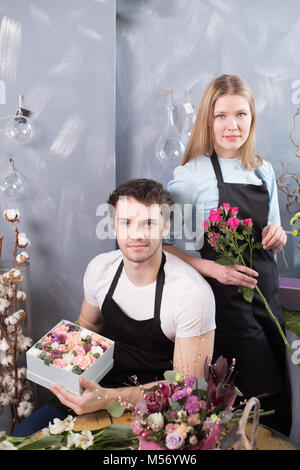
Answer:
xmin=66 ymin=331 xmax=82 ymax=350
xmin=131 ymin=417 xmax=144 ymax=436
xmin=164 ymin=423 xmax=179 ymax=434
xmin=230 ymin=207 xmax=238 ymax=215
xmin=243 ymin=218 xmax=253 ymax=226
xmin=165 ymin=432 xmax=184 ymax=450
xmin=53 ymin=359 xmax=65 ymax=368
xmin=203 ymin=220 xmax=209 ymax=231
xmin=208 ymin=209 xmax=222 ymax=223
xmin=223 ymin=203 xmax=230 ymax=212
xmin=72 ymin=345 xmax=86 ymax=356
xmin=227 ymin=217 xmax=240 ymax=229
xmin=72 ymin=355 xmax=93 ymax=370
xmin=53 ymin=326 xmax=68 ymax=336
xmin=185 ymin=395 xmax=201 ymax=413
xmin=58 ymin=344 xmax=68 ymax=353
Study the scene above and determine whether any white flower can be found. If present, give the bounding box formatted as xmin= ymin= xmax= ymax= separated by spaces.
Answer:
xmin=29 ymin=347 xmax=42 ymax=357
xmin=51 ymin=341 xmax=59 ymax=349
xmin=79 ymin=330 xmax=90 ymax=340
xmin=17 ymin=400 xmax=34 ymax=418
xmin=67 ymin=430 xmax=94 ymax=450
xmin=49 ymin=415 xmax=75 ymax=434
xmin=147 ymin=412 xmax=164 ymax=432
xmin=17 ymin=233 xmax=30 ymax=248
xmin=3 ymin=209 xmax=20 ymax=223
xmin=91 ymin=345 xmax=103 ymax=355
xmin=0 ymin=439 xmax=17 ymax=450
xmin=64 ymin=363 xmax=73 ymax=372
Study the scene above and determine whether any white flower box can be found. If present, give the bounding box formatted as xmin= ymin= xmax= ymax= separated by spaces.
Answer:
xmin=26 ymin=320 xmax=114 ymax=396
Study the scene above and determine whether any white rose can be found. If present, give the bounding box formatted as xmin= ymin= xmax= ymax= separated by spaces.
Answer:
xmin=91 ymin=345 xmax=103 ymax=355
xmin=147 ymin=412 xmax=164 ymax=432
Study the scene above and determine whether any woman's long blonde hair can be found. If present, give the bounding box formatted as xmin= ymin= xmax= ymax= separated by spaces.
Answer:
xmin=181 ymin=74 xmax=262 ymax=170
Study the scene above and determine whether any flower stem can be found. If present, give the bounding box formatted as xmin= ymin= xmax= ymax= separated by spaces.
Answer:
xmin=255 ymin=285 xmax=300 ymax=369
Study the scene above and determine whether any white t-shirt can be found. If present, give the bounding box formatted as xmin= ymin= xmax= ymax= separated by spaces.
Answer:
xmin=83 ymin=250 xmax=216 ymax=342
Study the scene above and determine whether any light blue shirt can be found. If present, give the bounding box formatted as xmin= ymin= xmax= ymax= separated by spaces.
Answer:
xmin=166 ymin=155 xmax=281 ymax=249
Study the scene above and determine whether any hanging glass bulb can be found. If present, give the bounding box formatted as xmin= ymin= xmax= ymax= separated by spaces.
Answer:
xmin=180 ymin=90 xmax=197 ymax=140
xmin=5 ymin=95 xmax=34 ymax=145
xmin=0 ymin=158 xmax=25 ymax=200
xmin=156 ymin=90 xmax=185 ymax=163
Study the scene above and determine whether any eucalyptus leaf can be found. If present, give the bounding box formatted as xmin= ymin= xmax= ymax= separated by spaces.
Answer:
xmin=193 ymin=377 xmax=207 ymax=391
xmin=163 ymin=370 xmax=182 ymax=382
xmin=218 ymin=410 xmax=233 ymax=424
xmin=107 ymin=401 xmax=125 ymax=418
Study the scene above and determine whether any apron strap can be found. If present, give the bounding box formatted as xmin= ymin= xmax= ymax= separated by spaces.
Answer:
xmin=153 ymin=252 xmax=166 ymax=321
xmin=107 ymin=259 xmax=124 ymax=298
xmin=210 ymin=151 xmax=224 ymax=185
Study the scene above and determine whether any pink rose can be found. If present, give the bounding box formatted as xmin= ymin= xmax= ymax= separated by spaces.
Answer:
xmin=227 ymin=217 xmax=240 ymax=228
xmin=53 ymin=326 xmax=68 ymax=336
xmin=72 ymin=345 xmax=86 ymax=356
xmin=58 ymin=344 xmax=68 ymax=353
xmin=53 ymin=359 xmax=65 ymax=369
xmin=223 ymin=203 xmax=230 ymax=212
xmin=243 ymin=218 xmax=253 ymax=226
xmin=203 ymin=220 xmax=209 ymax=231
xmin=72 ymin=355 xmax=92 ymax=370
xmin=230 ymin=207 xmax=238 ymax=215
xmin=208 ymin=209 xmax=222 ymax=223
xmin=66 ymin=331 xmax=81 ymax=349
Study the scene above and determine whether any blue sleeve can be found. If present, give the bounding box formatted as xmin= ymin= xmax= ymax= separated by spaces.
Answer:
xmin=165 ymin=164 xmax=202 ymax=248
xmin=258 ymin=162 xmax=281 ymax=226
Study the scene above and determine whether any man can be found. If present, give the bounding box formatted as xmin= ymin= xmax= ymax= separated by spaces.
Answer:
xmin=13 ymin=179 xmax=215 ymax=435
xmin=50 ymin=179 xmax=215 ymax=416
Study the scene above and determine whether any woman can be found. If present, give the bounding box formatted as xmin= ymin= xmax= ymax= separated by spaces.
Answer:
xmin=165 ymin=74 xmax=291 ymax=435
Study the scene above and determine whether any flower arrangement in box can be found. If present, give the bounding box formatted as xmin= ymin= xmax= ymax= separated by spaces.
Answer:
xmin=131 ymin=356 xmax=239 ymax=451
xmin=29 ymin=321 xmax=111 ymax=375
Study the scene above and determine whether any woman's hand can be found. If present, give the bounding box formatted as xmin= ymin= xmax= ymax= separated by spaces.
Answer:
xmin=50 ymin=377 xmax=109 ymax=415
xmin=262 ymin=224 xmax=287 ymax=252
xmin=214 ymin=263 xmax=258 ymax=289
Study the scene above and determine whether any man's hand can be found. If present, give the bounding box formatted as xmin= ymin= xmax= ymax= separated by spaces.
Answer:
xmin=50 ymin=377 xmax=109 ymax=415
xmin=262 ymin=224 xmax=287 ymax=252
xmin=214 ymin=263 xmax=258 ymax=289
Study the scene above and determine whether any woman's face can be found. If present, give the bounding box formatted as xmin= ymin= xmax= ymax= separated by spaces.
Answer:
xmin=212 ymin=94 xmax=252 ymax=158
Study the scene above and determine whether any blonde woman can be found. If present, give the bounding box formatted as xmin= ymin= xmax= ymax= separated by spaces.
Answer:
xmin=165 ymin=74 xmax=291 ymax=435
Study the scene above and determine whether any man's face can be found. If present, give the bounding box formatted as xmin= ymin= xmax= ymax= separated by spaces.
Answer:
xmin=114 ymin=196 xmax=171 ymax=263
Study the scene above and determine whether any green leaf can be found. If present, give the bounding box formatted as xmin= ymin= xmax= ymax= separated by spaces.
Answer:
xmin=240 ymin=286 xmax=254 ymax=303
xmin=17 ymin=434 xmax=64 ymax=450
xmin=107 ymin=401 xmax=125 ymax=418
xmin=254 ymin=242 xmax=262 ymax=249
xmin=216 ymin=256 xmax=233 ymax=266
xmin=168 ymin=397 xmax=181 ymax=410
xmin=193 ymin=377 xmax=207 ymax=391
xmin=163 ymin=370 xmax=182 ymax=382
xmin=234 ymin=386 xmax=243 ymax=397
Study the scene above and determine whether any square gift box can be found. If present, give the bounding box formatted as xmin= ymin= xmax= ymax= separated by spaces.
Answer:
xmin=26 ymin=319 xmax=114 ymax=395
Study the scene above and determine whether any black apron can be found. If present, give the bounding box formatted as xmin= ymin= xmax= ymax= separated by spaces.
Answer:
xmin=99 ymin=252 xmax=174 ymax=388
xmin=200 ymin=152 xmax=286 ymax=399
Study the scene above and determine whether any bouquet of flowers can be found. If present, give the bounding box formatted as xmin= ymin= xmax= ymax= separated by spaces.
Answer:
xmin=28 ymin=321 xmax=111 ymax=375
xmin=290 ymin=211 xmax=300 ymax=247
xmin=131 ymin=356 xmax=239 ymax=451
xmin=203 ymin=203 xmax=300 ymax=369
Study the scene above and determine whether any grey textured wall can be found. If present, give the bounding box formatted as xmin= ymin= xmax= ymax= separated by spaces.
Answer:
xmin=116 ymin=0 xmax=300 ymax=277
xmin=0 ymin=0 xmax=115 ymax=422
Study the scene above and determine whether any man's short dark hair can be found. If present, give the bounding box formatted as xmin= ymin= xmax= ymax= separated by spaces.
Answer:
xmin=107 ymin=178 xmax=174 ymax=209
